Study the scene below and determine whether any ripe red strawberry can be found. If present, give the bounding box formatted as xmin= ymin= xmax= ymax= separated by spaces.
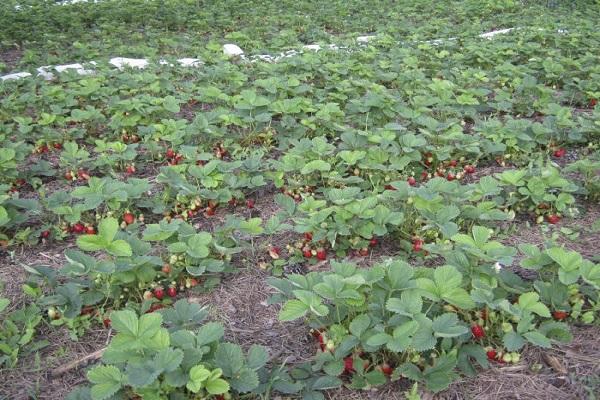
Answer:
xmin=446 ymin=173 xmax=456 ymax=181
xmin=123 ymin=212 xmax=135 ymax=225
xmin=380 ymin=363 xmax=393 ymax=376
xmin=407 ymin=176 xmax=417 ymax=186
xmin=85 ymin=226 xmax=96 ymax=235
xmin=448 ymin=159 xmax=457 ymax=167
xmin=421 ymin=171 xmax=428 ymax=181
xmin=546 ymin=214 xmax=561 ymax=224
xmin=316 ymin=248 xmax=327 ymax=261
xmin=486 ymin=349 xmax=497 ymax=361
xmin=369 ymin=238 xmax=378 ymax=247
xmin=166 ymin=286 xmax=177 ymax=298
xmin=53 ymin=142 xmax=62 ymax=150
xmin=205 ymin=207 xmax=216 ymax=216
xmin=154 ymin=287 xmax=165 ymax=300
xmin=72 ymin=223 xmax=85 ymax=234
xmin=384 ymin=184 xmax=396 ymax=191
xmin=553 ymin=148 xmax=566 ymax=158
xmin=103 ymin=318 xmax=111 ymax=328
xmin=166 ymin=148 xmax=176 ymax=159
xmin=64 ymin=171 xmax=74 ymax=181
xmin=304 ymin=232 xmax=313 ymax=241
xmin=464 ymin=165 xmax=475 ymax=174
xmin=343 ymin=357 xmax=355 ymax=374
xmin=591 ymin=98 xmax=598 ymax=107
xmin=552 ymin=310 xmax=568 ymax=321
xmin=471 ymin=325 xmax=485 ymax=339
xmin=246 ymin=199 xmax=255 ymax=209
xmin=412 ymin=239 xmax=423 ymax=252
xmin=302 ymin=247 xmax=313 ymax=258
xmin=41 ymin=230 xmax=50 ymax=239
xmin=162 ymin=264 xmax=172 ymax=274
xmin=125 ymin=164 xmax=136 ymax=174
xmin=185 ymin=278 xmax=199 ymax=288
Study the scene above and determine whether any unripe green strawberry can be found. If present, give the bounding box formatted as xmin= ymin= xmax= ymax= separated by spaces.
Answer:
xmin=582 ymin=311 xmax=595 ymax=324
xmin=502 ymin=353 xmax=512 ymax=363
xmin=510 ymin=352 xmax=520 ymax=363
xmin=501 ymin=322 xmax=513 ymax=333
xmin=325 ymin=340 xmax=335 ymax=352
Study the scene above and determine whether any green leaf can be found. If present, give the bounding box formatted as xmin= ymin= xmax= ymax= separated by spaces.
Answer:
xmin=87 ymin=365 xmax=123 ymax=400
xmin=349 ymin=314 xmax=371 ymax=338
xmin=279 ymin=300 xmax=309 ymax=321
xmin=301 ymin=160 xmax=331 ymax=174
xmin=386 ymin=291 xmax=423 ymax=316
xmin=186 ymin=365 xmax=210 ymax=393
xmin=163 ymin=96 xmax=181 ymax=113
xmin=229 ymin=367 xmax=259 ymax=393
xmin=247 ymin=345 xmax=269 ymax=370
xmin=215 ymin=343 xmax=244 ymax=376
xmin=432 ymin=313 xmax=468 ymax=337
xmin=524 ymin=331 xmax=551 ymax=348
xmin=366 ymin=332 xmax=392 ymax=347
xmin=98 ymin=217 xmax=119 ymax=243
xmin=312 ymin=376 xmax=343 ymax=390
xmin=205 ymin=378 xmax=230 ymax=395
xmin=196 ymin=322 xmax=225 ymax=346
xmin=503 ymin=331 xmax=526 ymax=351
xmin=110 ymin=310 xmax=138 ymax=336
xmin=106 ymin=240 xmax=132 ymax=257
xmin=154 ymin=348 xmax=183 ymax=373
xmin=518 ymin=292 xmax=550 ymax=317
xmin=0 ymin=298 xmax=9 ymax=313
xmin=76 ymin=234 xmax=106 ymax=252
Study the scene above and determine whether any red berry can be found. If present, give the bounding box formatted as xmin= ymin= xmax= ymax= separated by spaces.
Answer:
xmin=246 ymin=199 xmax=255 ymax=209
xmin=407 ymin=176 xmax=417 ymax=186
xmin=166 ymin=148 xmax=176 ymax=159
xmin=123 ymin=212 xmax=135 ymax=225
xmin=41 ymin=230 xmax=50 ymax=238
xmin=471 ymin=325 xmax=485 ymax=339
xmin=384 ymin=184 xmax=396 ymax=191
xmin=64 ymin=171 xmax=74 ymax=180
xmin=316 ymin=248 xmax=327 ymax=261
xmin=448 ymin=159 xmax=458 ymax=167
xmin=369 ymin=238 xmax=378 ymax=247
xmin=343 ymin=357 xmax=355 ymax=374
xmin=154 ymin=287 xmax=165 ymax=300
xmin=85 ymin=226 xmax=96 ymax=235
xmin=486 ymin=349 xmax=497 ymax=361
xmin=302 ymin=247 xmax=313 ymax=258
xmin=552 ymin=310 xmax=568 ymax=321
xmin=421 ymin=171 xmax=428 ymax=180
xmin=546 ymin=214 xmax=561 ymax=224
xmin=304 ymin=232 xmax=313 ymax=241
xmin=446 ymin=173 xmax=455 ymax=181
xmin=591 ymin=98 xmax=597 ymax=107
xmin=553 ymin=148 xmax=566 ymax=158
xmin=162 ymin=264 xmax=172 ymax=274
xmin=53 ymin=143 xmax=62 ymax=150
xmin=205 ymin=207 xmax=216 ymax=216
xmin=103 ymin=318 xmax=111 ymax=328
xmin=464 ymin=165 xmax=475 ymax=174
xmin=381 ymin=363 xmax=393 ymax=376
xmin=148 ymin=303 xmax=165 ymax=313
xmin=412 ymin=239 xmax=423 ymax=252
xmin=166 ymin=287 xmax=177 ymax=298
xmin=125 ymin=165 xmax=136 ymax=174
xmin=72 ymin=223 xmax=85 ymax=234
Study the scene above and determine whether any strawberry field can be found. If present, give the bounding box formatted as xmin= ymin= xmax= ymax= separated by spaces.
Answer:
xmin=1 ymin=0 xmax=600 ymax=399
